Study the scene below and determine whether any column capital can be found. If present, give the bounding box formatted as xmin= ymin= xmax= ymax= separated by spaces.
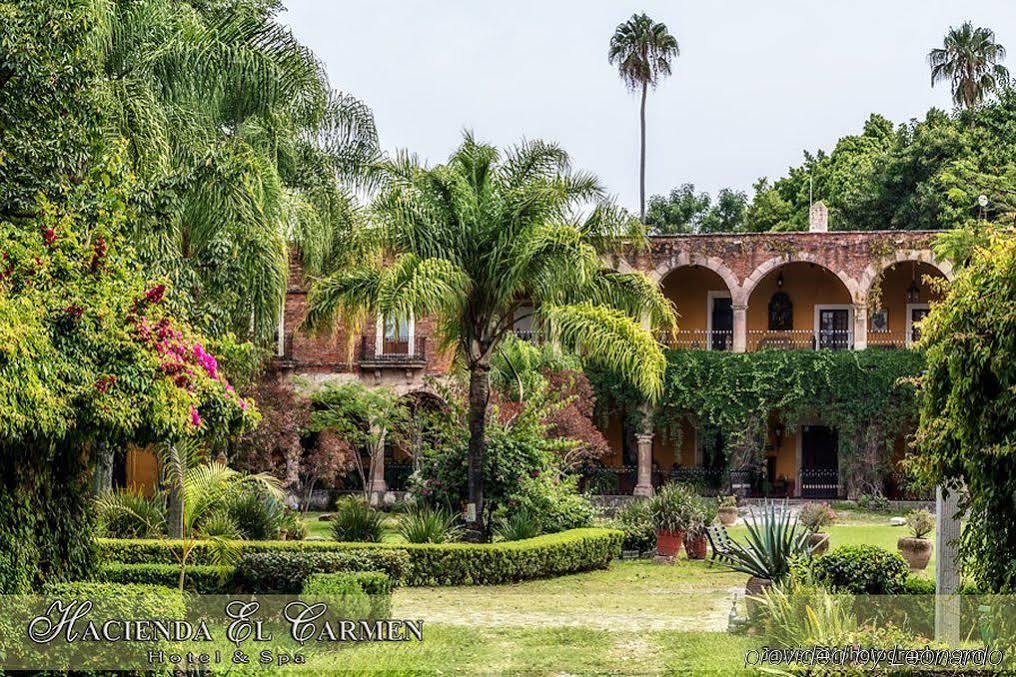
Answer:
xmin=732 ymin=303 xmax=748 ymax=312
xmin=636 ymin=432 xmax=655 ymax=444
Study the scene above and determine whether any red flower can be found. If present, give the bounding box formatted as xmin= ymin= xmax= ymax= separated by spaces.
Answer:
xmin=41 ymin=227 xmax=57 ymax=247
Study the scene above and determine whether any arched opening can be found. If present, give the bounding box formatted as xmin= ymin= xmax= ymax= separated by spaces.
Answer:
xmin=745 ymin=261 xmax=853 ymax=351
xmin=866 ymin=261 xmax=947 ymax=349
xmin=660 ymin=265 xmax=735 ymax=350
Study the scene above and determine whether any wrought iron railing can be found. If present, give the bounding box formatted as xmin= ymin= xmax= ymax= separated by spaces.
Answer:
xmin=359 ymin=335 xmax=427 ymax=365
xmin=748 ymin=329 xmax=853 ymax=352
xmin=662 ymin=330 xmax=734 ymax=351
xmin=800 ymin=468 xmax=841 ymax=499
xmin=384 ymin=461 xmax=414 ymax=492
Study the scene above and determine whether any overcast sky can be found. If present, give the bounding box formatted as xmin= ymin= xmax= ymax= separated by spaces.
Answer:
xmin=281 ymin=1 xmax=1016 ymax=212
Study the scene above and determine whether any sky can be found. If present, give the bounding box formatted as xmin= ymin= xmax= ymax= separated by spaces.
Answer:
xmin=280 ymin=1 xmax=1016 ymax=213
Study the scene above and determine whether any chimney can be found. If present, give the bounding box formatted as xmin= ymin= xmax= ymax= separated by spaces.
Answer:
xmin=809 ymin=201 xmax=828 ymax=232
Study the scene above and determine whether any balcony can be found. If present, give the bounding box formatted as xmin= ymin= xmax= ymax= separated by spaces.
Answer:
xmin=748 ymin=329 xmax=853 ymax=352
xmin=663 ymin=330 xmax=733 ymax=351
xmin=359 ymin=335 xmax=427 ymax=369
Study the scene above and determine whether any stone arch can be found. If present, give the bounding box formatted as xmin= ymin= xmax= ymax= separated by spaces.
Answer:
xmin=649 ymin=251 xmax=742 ymax=300
xmin=741 ymin=253 xmax=860 ymax=305
xmin=857 ymin=250 xmax=954 ymax=304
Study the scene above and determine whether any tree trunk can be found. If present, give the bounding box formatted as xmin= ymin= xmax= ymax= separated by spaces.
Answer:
xmin=466 ymin=362 xmax=491 ymax=538
xmin=92 ymin=441 xmax=114 ymax=496
xmin=639 ymin=80 xmax=648 ymax=221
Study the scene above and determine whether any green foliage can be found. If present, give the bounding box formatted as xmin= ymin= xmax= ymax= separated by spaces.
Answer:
xmin=97 ymin=528 xmax=622 ymax=586
xmin=856 ymin=493 xmax=892 ymax=513
xmin=331 ymin=497 xmax=385 ymax=543
xmin=303 ymin=572 xmax=393 ymax=619
xmin=493 ymin=509 xmax=543 ymax=542
xmin=809 ymin=545 xmax=909 ymax=594
xmin=645 ymin=184 xmax=748 ymax=234
xmin=398 ymin=505 xmax=463 ymax=544
xmin=648 ymin=483 xmax=697 ymax=531
xmin=95 ymin=562 xmax=234 ymax=594
xmin=96 ymin=488 xmax=166 ymax=539
xmin=903 ymin=574 xmax=937 ymax=595
xmin=906 ymin=509 xmax=934 ymax=539
xmin=717 ymin=502 xmax=812 ymax=583
xmin=912 ymin=231 xmax=1016 ymax=591
xmin=235 ymin=550 xmax=407 ymax=594
xmin=613 ymin=500 xmax=655 ymax=553
xmin=929 ymin=22 xmax=1010 ymax=111
xmin=752 ymin=580 xmax=857 ymax=647
xmin=799 ymin=502 xmax=837 ymax=533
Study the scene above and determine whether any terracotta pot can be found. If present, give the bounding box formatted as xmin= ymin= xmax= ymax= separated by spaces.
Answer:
xmin=898 ymin=537 xmax=933 ymax=571
xmin=655 ymin=528 xmax=685 ymax=558
xmin=684 ymin=532 xmax=708 ymax=560
xmin=745 ymin=576 xmax=773 ymax=615
xmin=718 ymin=506 xmax=739 ymax=526
xmin=807 ymin=532 xmax=829 ymax=556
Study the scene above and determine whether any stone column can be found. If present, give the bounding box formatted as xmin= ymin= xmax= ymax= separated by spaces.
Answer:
xmin=633 ymin=433 xmax=655 ymax=497
xmin=367 ymin=429 xmax=388 ymax=506
xmin=852 ymin=303 xmax=868 ymax=350
xmin=935 ymin=484 xmax=962 ymax=644
xmin=732 ymin=303 xmax=748 ymax=353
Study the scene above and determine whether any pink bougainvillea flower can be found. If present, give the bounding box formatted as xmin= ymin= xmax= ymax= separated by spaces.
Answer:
xmin=189 ymin=405 xmax=202 ymax=428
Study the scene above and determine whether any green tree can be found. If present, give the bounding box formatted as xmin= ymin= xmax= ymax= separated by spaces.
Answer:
xmin=305 ymin=134 xmax=674 ymax=534
xmin=646 ymin=184 xmax=747 ymax=234
xmin=929 ymin=21 xmax=1010 ymax=112
xmin=911 ymin=228 xmax=1016 ymax=591
xmin=608 ymin=13 xmax=679 ymax=221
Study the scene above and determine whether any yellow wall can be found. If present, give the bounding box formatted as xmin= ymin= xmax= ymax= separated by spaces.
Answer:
xmin=868 ymin=262 xmax=945 ymax=346
xmin=126 ymin=446 xmax=159 ymax=497
xmin=661 ymin=266 xmax=731 ymax=336
xmin=652 ymin=416 xmax=697 ymax=470
xmin=746 ymin=262 xmax=852 ymax=333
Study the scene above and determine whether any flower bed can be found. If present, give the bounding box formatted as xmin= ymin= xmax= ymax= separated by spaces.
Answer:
xmin=98 ymin=528 xmax=623 ymax=587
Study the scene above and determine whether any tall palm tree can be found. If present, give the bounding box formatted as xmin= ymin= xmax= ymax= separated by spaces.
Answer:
xmin=929 ymin=21 xmax=1010 ymax=111
xmin=91 ymin=0 xmax=380 ymax=343
xmin=609 ymin=14 xmax=679 ymax=221
xmin=305 ymin=134 xmax=675 ymax=534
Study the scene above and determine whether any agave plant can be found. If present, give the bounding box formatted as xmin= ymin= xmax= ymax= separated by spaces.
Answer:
xmin=331 ymin=497 xmax=385 ymax=542
xmin=493 ymin=509 xmax=542 ymax=542
xmin=398 ymin=505 xmax=464 ymax=544
xmin=717 ymin=500 xmax=813 ymax=583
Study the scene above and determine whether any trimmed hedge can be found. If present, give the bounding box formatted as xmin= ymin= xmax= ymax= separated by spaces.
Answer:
xmin=810 ymin=545 xmax=909 ymax=595
xmin=95 ymin=563 xmax=235 ymax=594
xmin=303 ymin=572 xmax=393 ymax=619
xmin=98 ymin=528 xmax=623 ymax=586
xmin=235 ymin=551 xmax=407 ymax=593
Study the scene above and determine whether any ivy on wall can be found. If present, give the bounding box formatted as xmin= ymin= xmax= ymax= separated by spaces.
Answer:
xmin=590 ymin=349 xmax=925 ymax=496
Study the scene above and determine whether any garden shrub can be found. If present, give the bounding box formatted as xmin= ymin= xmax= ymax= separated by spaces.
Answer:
xmin=398 ymin=505 xmax=463 ymax=543
xmin=226 ymin=489 xmax=289 ymax=540
xmin=234 ymin=551 xmax=409 ymax=593
xmin=331 ymin=497 xmax=385 ymax=542
xmin=613 ymin=499 xmax=655 ymax=553
xmin=903 ymin=575 xmax=936 ymax=595
xmin=493 ymin=509 xmax=542 ymax=542
xmin=99 ymin=528 xmax=622 ymax=586
xmin=303 ymin=572 xmax=393 ymax=619
xmin=809 ymin=545 xmax=909 ymax=594
xmin=95 ymin=563 xmax=235 ymax=594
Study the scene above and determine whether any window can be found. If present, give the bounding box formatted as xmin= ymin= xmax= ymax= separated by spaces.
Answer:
xmin=376 ymin=313 xmax=414 ymax=356
xmin=906 ymin=304 xmax=929 ymax=347
xmin=768 ymin=292 xmax=793 ymax=331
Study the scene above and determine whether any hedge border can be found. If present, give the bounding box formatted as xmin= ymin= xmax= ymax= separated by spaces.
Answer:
xmin=98 ymin=528 xmax=623 ymax=586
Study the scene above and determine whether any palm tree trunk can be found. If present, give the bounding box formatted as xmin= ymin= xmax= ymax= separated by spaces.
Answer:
xmin=466 ymin=362 xmax=491 ymax=538
xmin=639 ymin=80 xmax=648 ymax=221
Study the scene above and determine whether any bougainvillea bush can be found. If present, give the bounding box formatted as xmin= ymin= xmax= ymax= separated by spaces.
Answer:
xmin=0 ymin=163 xmax=257 ymax=593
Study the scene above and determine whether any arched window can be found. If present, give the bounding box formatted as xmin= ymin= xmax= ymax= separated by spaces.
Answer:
xmin=768 ymin=292 xmax=793 ymax=330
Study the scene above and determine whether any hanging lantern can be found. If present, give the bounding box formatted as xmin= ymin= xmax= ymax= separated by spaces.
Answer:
xmin=906 ymin=264 xmax=921 ymax=303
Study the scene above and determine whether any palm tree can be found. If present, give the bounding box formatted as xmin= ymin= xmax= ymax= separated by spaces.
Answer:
xmin=929 ymin=21 xmax=1010 ymax=111
xmin=305 ymin=134 xmax=675 ymax=534
xmin=91 ymin=0 xmax=380 ymax=343
xmin=609 ymin=14 xmax=680 ymax=221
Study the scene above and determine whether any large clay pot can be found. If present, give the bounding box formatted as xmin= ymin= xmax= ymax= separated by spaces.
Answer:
xmin=807 ymin=532 xmax=829 ymax=556
xmin=898 ymin=537 xmax=933 ymax=571
xmin=655 ymin=529 xmax=685 ymax=558
xmin=745 ymin=576 xmax=773 ymax=615
xmin=684 ymin=532 xmax=708 ymax=560
xmin=718 ymin=506 xmax=739 ymax=526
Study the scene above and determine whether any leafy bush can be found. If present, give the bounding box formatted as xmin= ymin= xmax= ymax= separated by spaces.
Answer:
xmin=613 ymin=500 xmax=655 ymax=553
xmin=331 ymin=497 xmax=385 ymax=542
xmin=718 ymin=495 xmax=737 ymax=508
xmin=809 ymin=545 xmax=909 ymax=594
xmin=649 ymin=483 xmax=696 ymax=531
xmin=303 ymin=572 xmax=393 ymax=619
xmin=499 ymin=473 xmax=594 ymax=534
xmin=717 ymin=501 xmax=812 ymax=583
xmin=226 ymin=489 xmax=288 ymax=540
xmin=798 ymin=502 xmax=837 ymax=533
xmin=99 ymin=528 xmax=622 ymax=586
xmin=95 ymin=489 xmax=166 ymax=539
xmin=903 ymin=575 xmax=936 ymax=595
xmin=906 ymin=509 xmax=934 ymax=539
xmin=752 ymin=580 xmax=856 ymax=645
xmin=493 ymin=509 xmax=542 ymax=542
xmin=856 ymin=493 xmax=892 ymax=513
xmin=235 ymin=550 xmax=409 ymax=593
xmin=686 ymin=495 xmax=718 ymax=536
xmin=95 ymin=563 xmax=234 ymax=594
xmin=398 ymin=506 xmax=463 ymax=544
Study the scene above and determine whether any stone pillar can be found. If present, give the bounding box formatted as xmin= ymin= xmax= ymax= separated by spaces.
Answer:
xmin=935 ymin=484 xmax=962 ymax=644
xmin=367 ymin=430 xmax=388 ymax=506
xmin=852 ymin=303 xmax=867 ymax=350
xmin=633 ymin=433 xmax=655 ymax=497
xmin=732 ymin=304 xmax=748 ymax=353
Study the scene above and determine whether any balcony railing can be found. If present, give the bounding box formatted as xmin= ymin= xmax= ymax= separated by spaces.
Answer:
xmin=866 ymin=333 xmax=912 ymax=350
xmin=359 ymin=335 xmax=427 ymax=367
xmin=662 ymin=330 xmax=734 ymax=351
xmin=748 ymin=329 xmax=853 ymax=352
xmin=800 ymin=468 xmax=841 ymax=499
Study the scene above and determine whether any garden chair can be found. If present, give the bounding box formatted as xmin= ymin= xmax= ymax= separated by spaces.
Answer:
xmin=705 ymin=524 xmax=735 ymax=566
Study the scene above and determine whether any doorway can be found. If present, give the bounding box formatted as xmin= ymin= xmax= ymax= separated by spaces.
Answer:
xmin=709 ymin=293 xmax=733 ymax=350
xmin=800 ymin=425 xmax=839 ymax=498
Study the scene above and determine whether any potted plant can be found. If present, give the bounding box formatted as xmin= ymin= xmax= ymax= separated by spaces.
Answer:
xmin=684 ymin=497 xmax=717 ymax=560
xmin=798 ymin=502 xmax=836 ymax=555
xmin=717 ymin=495 xmax=739 ymax=526
xmin=649 ymin=483 xmax=694 ymax=558
xmin=898 ymin=508 xmax=934 ymax=571
xmin=715 ymin=501 xmax=813 ymax=610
